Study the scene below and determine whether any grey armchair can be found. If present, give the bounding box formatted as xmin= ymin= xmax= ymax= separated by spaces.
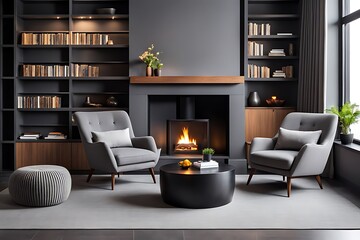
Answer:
xmin=74 ymin=110 xmax=161 ymax=190
xmin=246 ymin=112 xmax=338 ymax=197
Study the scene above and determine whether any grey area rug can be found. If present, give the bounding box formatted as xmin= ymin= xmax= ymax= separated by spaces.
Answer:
xmin=0 ymin=174 xmax=359 ymax=229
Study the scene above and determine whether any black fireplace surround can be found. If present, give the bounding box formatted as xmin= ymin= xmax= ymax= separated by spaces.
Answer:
xmin=129 ymin=82 xmax=245 ymax=161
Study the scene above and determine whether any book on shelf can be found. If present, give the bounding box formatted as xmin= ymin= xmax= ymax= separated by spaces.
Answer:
xmin=268 ymin=49 xmax=286 ymax=56
xmin=19 ymin=132 xmax=41 ymax=140
xmin=248 ymin=22 xmax=271 ymax=36
xmin=71 ymin=64 xmax=100 ymax=77
xmin=277 ymin=33 xmax=293 ymax=36
xmin=72 ymin=33 xmax=112 ymax=45
xmin=193 ymin=160 xmax=219 ymax=169
xmin=21 ymin=32 xmax=70 ymax=45
xmin=21 ymin=64 xmax=70 ymax=77
xmin=44 ymin=132 xmax=67 ymax=140
xmin=247 ymin=64 xmax=270 ymax=78
xmin=17 ymin=96 xmax=62 ymax=109
xmin=248 ymin=41 xmax=264 ymax=56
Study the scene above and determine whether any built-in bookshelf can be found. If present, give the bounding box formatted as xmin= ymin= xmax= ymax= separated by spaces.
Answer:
xmin=1 ymin=0 xmax=16 ymax=171
xmin=0 ymin=0 xmax=129 ymax=170
xmin=244 ymin=0 xmax=300 ymax=108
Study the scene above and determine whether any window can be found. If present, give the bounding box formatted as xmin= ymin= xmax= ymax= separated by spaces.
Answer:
xmin=342 ymin=1 xmax=360 ymax=141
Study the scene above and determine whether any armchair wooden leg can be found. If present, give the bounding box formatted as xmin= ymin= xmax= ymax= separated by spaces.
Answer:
xmin=111 ymin=174 xmax=116 ymax=190
xmin=87 ymin=168 xmax=95 ymax=183
xmin=149 ymin=168 xmax=156 ymax=183
xmin=315 ymin=175 xmax=323 ymax=189
xmin=287 ymin=177 xmax=292 ymax=197
xmin=246 ymin=168 xmax=256 ymax=185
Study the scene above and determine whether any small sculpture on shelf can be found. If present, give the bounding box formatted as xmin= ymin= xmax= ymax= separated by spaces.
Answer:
xmin=266 ymin=96 xmax=285 ymax=107
xmin=106 ymin=96 xmax=118 ymax=107
xmin=83 ymin=96 xmax=102 ymax=107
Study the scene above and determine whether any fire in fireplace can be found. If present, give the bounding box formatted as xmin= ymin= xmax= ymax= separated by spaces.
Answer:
xmin=167 ymin=119 xmax=209 ymax=155
xmin=175 ymin=127 xmax=198 ymax=151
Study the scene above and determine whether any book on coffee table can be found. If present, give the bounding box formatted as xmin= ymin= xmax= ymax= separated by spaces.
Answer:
xmin=193 ymin=160 xmax=219 ymax=169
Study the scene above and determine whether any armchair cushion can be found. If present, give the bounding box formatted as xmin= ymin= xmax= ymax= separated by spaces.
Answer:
xmin=92 ymin=128 xmax=133 ymax=148
xmin=251 ymin=150 xmax=299 ymax=170
xmin=111 ymin=147 xmax=157 ymax=166
xmin=274 ymin=127 xmax=322 ymax=151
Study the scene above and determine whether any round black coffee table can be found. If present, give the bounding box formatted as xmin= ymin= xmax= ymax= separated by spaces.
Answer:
xmin=160 ymin=163 xmax=235 ymax=208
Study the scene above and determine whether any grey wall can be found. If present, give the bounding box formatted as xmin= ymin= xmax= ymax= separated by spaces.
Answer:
xmin=129 ymin=0 xmax=240 ymax=76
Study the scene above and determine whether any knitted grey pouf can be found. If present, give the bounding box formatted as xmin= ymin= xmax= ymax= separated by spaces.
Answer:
xmin=9 ymin=165 xmax=72 ymax=207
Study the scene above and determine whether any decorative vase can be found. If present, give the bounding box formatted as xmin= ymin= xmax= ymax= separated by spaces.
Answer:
xmin=106 ymin=96 xmax=118 ymax=107
xmin=146 ymin=66 xmax=152 ymax=76
xmin=340 ymin=133 xmax=353 ymax=145
xmin=203 ymin=154 xmax=212 ymax=162
xmin=154 ymin=69 xmax=161 ymax=76
xmin=248 ymin=91 xmax=261 ymax=107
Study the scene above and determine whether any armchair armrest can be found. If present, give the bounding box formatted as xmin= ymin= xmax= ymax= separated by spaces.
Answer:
xmin=291 ymin=143 xmax=331 ymax=177
xmin=131 ymin=136 xmax=158 ymax=153
xmin=250 ymin=137 xmax=277 ymax=154
xmin=83 ymin=142 xmax=118 ymax=173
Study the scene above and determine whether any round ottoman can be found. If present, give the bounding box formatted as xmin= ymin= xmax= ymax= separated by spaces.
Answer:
xmin=9 ymin=165 xmax=72 ymax=207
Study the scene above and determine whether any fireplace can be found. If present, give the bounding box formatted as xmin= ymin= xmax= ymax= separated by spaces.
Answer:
xmin=167 ymin=119 xmax=209 ymax=155
xmin=129 ymin=76 xmax=246 ymax=161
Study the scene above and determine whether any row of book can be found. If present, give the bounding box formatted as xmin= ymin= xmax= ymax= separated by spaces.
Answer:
xmin=247 ymin=65 xmax=293 ymax=78
xmin=17 ymin=96 xmax=62 ymax=109
xmin=21 ymin=32 xmax=114 ymax=46
xmin=247 ymin=64 xmax=271 ymax=78
xmin=248 ymin=22 xmax=271 ymax=36
xmin=248 ymin=41 xmax=264 ymax=56
xmin=71 ymin=64 xmax=100 ymax=77
xmin=21 ymin=33 xmax=70 ymax=45
xmin=19 ymin=132 xmax=67 ymax=140
xmin=72 ymin=33 xmax=112 ymax=45
xmin=21 ymin=64 xmax=70 ymax=77
xmin=20 ymin=64 xmax=100 ymax=77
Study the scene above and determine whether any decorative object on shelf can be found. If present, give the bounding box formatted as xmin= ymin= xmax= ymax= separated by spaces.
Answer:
xmin=247 ymin=91 xmax=261 ymax=107
xmin=139 ymin=44 xmax=163 ymax=77
xmin=83 ymin=96 xmax=102 ymax=107
xmin=106 ymin=96 xmax=118 ymax=107
xmin=106 ymin=40 xmax=114 ymax=45
xmin=96 ymin=8 xmax=116 ymax=15
xmin=202 ymin=147 xmax=215 ymax=162
xmin=266 ymin=96 xmax=285 ymax=107
xmin=326 ymin=102 xmax=360 ymax=144
xmin=178 ymin=159 xmax=192 ymax=169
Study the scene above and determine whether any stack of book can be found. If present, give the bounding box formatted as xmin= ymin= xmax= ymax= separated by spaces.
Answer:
xmin=19 ymin=132 xmax=41 ymax=140
xmin=44 ymin=132 xmax=67 ymax=140
xmin=272 ymin=70 xmax=286 ymax=78
xmin=268 ymin=49 xmax=285 ymax=56
xmin=193 ymin=160 xmax=219 ymax=169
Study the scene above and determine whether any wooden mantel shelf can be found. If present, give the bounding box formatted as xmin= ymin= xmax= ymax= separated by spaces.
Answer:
xmin=130 ymin=76 xmax=244 ymax=84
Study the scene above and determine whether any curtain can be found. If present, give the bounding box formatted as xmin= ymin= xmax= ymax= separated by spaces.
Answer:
xmin=298 ymin=0 xmax=327 ymax=113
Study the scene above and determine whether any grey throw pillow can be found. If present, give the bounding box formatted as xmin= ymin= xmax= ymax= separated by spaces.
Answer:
xmin=274 ymin=127 xmax=322 ymax=151
xmin=92 ymin=128 xmax=133 ymax=148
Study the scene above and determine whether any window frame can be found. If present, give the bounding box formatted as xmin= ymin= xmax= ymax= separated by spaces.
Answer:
xmin=341 ymin=0 xmax=360 ymax=144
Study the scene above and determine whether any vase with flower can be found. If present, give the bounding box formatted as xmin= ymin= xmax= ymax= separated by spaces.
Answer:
xmin=139 ymin=44 xmax=163 ymax=76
